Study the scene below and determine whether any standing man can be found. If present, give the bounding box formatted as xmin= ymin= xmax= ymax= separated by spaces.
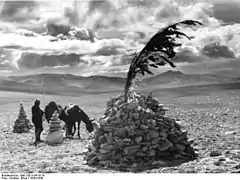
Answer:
xmin=31 ymin=99 xmax=44 ymax=145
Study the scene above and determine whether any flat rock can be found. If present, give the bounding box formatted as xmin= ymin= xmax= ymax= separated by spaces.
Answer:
xmin=152 ymin=160 xmax=167 ymax=166
xmin=99 ymin=149 xmax=110 ymax=154
xmin=136 ymin=152 xmax=146 ymax=157
xmin=143 ymin=134 xmax=151 ymax=141
xmin=158 ymin=139 xmax=173 ymax=151
xmin=176 ymin=144 xmax=186 ymax=151
xmin=134 ymin=136 xmax=142 ymax=143
xmin=49 ymin=124 xmax=61 ymax=129
xmin=127 ymin=102 xmax=138 ymax=110
xmin=210 ymin=150 xmax=222 ymax=157
xmin=148 ymin=150 xmax=155 ymax=156
xmin=122 ymin=138 xmax=132 ymax=143
xmin=123 ymin=145 xmax=140 ymax=154
xmin=159 ymin=132 xmax=168 ymax=138
xmin=98 ymin=135 xmax=106 ymax=144
xmin=149 ymin=131 xmax=159 ymax=138
xmin=100 ymin=143 xmax=116 ymax=151
xmin=140 ymin=124 xmax=149 ymax=129
xmin=116 ymin=128 xmax=128 ymax=137
xmin=151 ymin=137 xmax=161 ymax=144
xmin=97 ymin=153 xmax=112 ymax=161
xmin=106 ymin=136 xmax=114 ymax=144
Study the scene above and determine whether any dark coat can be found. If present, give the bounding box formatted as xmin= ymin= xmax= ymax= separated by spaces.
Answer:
xmin=31 ymin=105 xmax=44 ymax=127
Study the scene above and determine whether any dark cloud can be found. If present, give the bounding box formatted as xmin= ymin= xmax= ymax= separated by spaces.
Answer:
xmin=95 ymin=46 xmax=122 ymax=56
xmin=172 ymin=42 xmax=236 ymax=65
xmin=213 ymin=3 xmax=240 ymax=23
xmin=201 ymin=42 xmax=236 ymax=58
xmin=94 ymin=39 xmax=126 ymax=56
xmin=17 ymin=52 xmax=85 ymax=69
xmin=127 ymin=0 xmax=159 ymax=7
xmin=172 ymin=49 xmax=203 ymax=63
xmin=0 ymin=1 xmax=38 ymax=22
xmin=46 ymin=18 xmax=71 ymax=36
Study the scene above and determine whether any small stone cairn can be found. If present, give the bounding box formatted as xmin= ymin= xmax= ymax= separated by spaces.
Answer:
xmin=13 ymin=102 xmax=32 ymax=133
xmin=84 ymin=91 xmax=197 ymax=171
xmin=46 ymin=111 xmax=64 ymax=145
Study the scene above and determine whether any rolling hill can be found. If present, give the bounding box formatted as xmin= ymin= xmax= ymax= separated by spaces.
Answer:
xmin=140 ymin=70 xmax=237 ymax=88
xmin=0 ymin=71 xmax=239 ymax=96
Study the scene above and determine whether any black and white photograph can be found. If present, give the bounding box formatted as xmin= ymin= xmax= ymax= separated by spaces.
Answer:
xmin=0 ymin=0 xmax=240 ymax=176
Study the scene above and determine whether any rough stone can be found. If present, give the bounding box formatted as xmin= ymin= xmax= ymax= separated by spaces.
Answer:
xmin=84 ymin=91 xmax=196 ymax=170
xmin=89 ymin=144 xmax=97 ymax=152
xmin=124 ymin=145 xmax=140 ymax=154
xmin=13 ymin=103 xmax=32 ymax=133
xmin=210 ymin=150 xmax=222 ymax=157
xmin=158 ymin=139 xmax=173 ymax=151
xmin=176 ymin=144 xmax=186 ymax=151
xmin=46 ymin=111 xmax=63 ymax=145
xmin=134 ymin=136 xmax=142 ymax=143
xmin=159 ymin=132 xmax=168 ymax=138
xmin=100 ymin=143 xmax=116 ymax=151
xmin=149 ymin=131 xmax=159 ymax=139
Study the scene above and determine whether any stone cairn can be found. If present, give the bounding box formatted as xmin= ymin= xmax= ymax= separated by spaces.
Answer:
xmin=46 ymin=111 xmax=64 ymax=145
xmin=13 ymin=102 xmax=32 ymax=133
xmin=84 ymin=91 xmax=197 ymax=171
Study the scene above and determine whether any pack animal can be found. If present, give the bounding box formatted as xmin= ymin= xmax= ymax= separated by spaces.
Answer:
xmin=44 ymin=101 xmax=62 ymax=123
xmin=59 ymin=104 xmax=94 ymax=138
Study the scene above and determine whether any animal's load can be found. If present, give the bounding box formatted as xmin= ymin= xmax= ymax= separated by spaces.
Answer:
xmin=46 ymin=111 xmax=63 ymax=145
xmin=13 ymin=103 xmax=32 ymax=133
xmin=84 ymin=91 xmax=197 ymax=171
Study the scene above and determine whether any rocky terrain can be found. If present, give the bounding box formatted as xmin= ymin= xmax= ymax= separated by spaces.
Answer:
xmin=0 ymin=90 xmax=240 ymax=173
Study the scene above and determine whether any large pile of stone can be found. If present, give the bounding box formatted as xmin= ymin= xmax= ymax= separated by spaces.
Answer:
xmin=13 ymin=103 xmax=32 ymax=133
xmin=84 ymin=91 xmax=197 ymax=171
xmin=46 ymin=111 xmax=64 ymax=145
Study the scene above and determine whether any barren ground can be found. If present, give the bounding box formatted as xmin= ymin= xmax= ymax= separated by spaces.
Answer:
xmin=1 ymin=89 xmax=240 ymax=173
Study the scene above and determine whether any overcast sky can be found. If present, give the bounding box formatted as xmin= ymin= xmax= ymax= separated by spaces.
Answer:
xmin=0 ymin=0 xmax=240 ymax=77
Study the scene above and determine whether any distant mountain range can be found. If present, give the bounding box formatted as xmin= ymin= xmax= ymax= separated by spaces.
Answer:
xmin=0 ymin=70 xmax=239 ymax=96
xmin=140 ymin=70 xmax=239 ymax=88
